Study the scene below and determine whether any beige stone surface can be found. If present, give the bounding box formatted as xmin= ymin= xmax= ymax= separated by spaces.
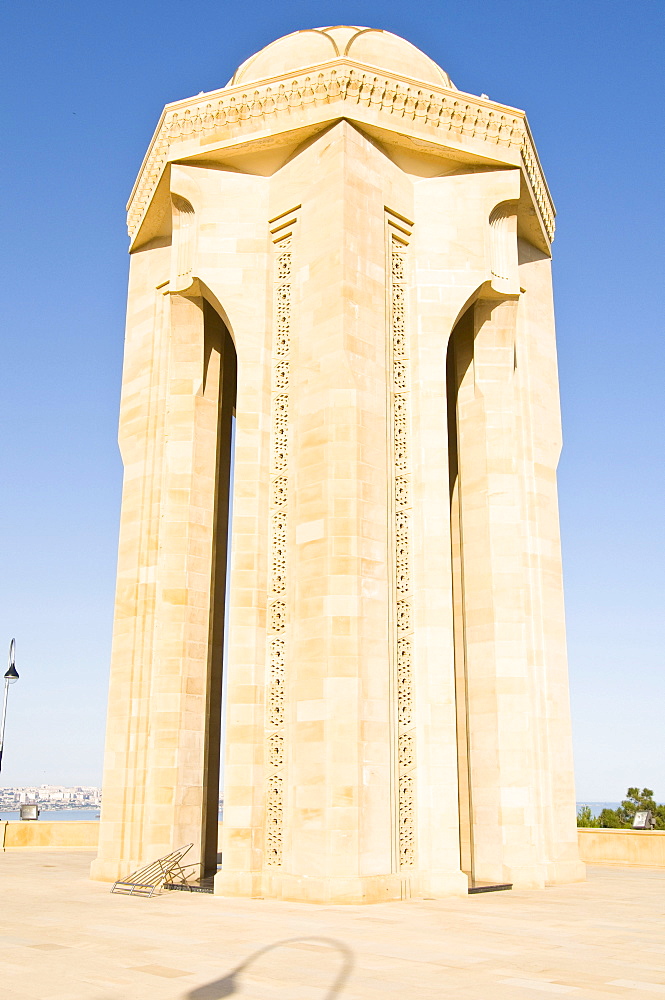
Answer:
xmin=1 ymin=821 xmax=99 ymax=850
xmin=578 ymin=829 xmax=665 ymax=868
xmin=1 ymin=821 xmax=224 ymax=853
xmin=12 ymin=827 xmax=665 ymax=874
xmin=94 ymin=25 xmax=582 ymax=901
xmin=1 ymin=851 xmax=663 ymax=999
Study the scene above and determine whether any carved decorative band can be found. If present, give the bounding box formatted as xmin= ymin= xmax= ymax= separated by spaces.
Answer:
xmin=388 ymin=213 xmax=416 ymax=870
xmin=272 ymin=394 xmax=288 ymax=471
xmin=271 ymin=511 xmax=287 ymax=594
xmin=129 ymin=68 xmax=553 ymax=242
xmin=398 ymin=774 xmax=416 ymax=867
xmin=163 ymin=78 xmax=523 ymax=148
xmin=520 ymin=136 xmax=555 ymax=244
xmin=264 ymin=210 xmax=298 ymax=867
xmin=267 ymin=639 xmax=285 ymax=728
xmin=269 ymin=600 xmax=286 ymax=632
xmin=265 ymin=775 xmax=284 ymax=866
xmin=397 ymin=638 xmax=413 ymax=727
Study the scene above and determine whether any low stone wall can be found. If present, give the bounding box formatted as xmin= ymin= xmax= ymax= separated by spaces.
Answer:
xmin=1 ymin=821 xmax=225 ymax=852
xmin=1 ymin=821 xmax=99 ymax=850
xmin=6 ymin=822 xmax=661 ymax=869
xmin=578 ymin=828 xmax=665 ymax=868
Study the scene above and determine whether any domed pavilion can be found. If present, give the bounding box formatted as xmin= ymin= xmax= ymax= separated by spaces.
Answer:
xmin=92 ymin=27 xmax=583 ymax=903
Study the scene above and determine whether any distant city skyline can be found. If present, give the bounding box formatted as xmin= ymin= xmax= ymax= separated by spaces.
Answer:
xmin=0 ymin=785 xmax=224 ymax=808
xmin=0 ymin=785 xmax=101 ymax=810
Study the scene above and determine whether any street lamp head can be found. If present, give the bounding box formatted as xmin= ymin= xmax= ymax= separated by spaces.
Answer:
xmin=5 ymin=639 xmax=18 ymax=684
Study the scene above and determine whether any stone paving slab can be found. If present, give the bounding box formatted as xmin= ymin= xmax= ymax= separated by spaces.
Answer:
xmin=0 ymin=852 xmax=660 ymax=999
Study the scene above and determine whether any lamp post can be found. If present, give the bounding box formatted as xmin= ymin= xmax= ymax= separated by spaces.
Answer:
xmin=0 ymin=639 xmax=19 ymax=773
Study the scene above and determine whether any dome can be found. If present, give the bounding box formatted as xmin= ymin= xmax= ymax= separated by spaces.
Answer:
xmin=229 ymin=26 xmax=454 ymax=90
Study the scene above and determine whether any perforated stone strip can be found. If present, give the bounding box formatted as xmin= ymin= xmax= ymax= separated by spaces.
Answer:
xmin=388 ymin=212 xmax=417 ymax=870
xmin=263 ymin=209 xmax=298 ymax=867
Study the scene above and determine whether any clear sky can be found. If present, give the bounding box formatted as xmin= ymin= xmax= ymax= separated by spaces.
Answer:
xmin=1 ymin=1 xmax=663 ymax=800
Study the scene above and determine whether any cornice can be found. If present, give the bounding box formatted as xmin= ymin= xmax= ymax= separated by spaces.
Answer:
xmin=127 ymin=61 xmax=555 ymax=243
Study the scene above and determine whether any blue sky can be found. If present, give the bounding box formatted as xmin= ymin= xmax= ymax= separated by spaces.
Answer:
xmin=1 ymin=1 xmax=663 ymax=800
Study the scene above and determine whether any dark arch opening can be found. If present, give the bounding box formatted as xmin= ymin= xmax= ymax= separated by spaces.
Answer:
xmin=201 ymin=299 xmax=237 ymax=876
xmin=446 ymin=303 xmax=475 ymax=883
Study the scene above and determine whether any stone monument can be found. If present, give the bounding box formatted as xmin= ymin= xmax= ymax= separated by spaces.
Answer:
xmin=91 ymin=26 xmax=584 ymax=902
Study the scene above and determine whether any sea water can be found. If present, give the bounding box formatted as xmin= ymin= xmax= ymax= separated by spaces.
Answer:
xmin=0 ymin=809 xmax=100 ymax=821
xmin=576 ymin=802 xmax=620 ymax=817
xmin=3 ymin=805 xmax=613 ymax=822
xmin=0 ymin=809 xmax=224 ymax=822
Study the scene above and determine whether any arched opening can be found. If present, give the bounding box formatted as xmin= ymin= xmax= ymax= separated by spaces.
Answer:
xmin=446 ymin=303 xmax=475 ymax=882
xmin=201 ymin=299 xmax=237 ymax=876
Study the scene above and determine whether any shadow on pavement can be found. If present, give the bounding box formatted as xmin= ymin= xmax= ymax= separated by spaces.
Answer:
xmin=184 ymin=935 xmax=354 ymax=999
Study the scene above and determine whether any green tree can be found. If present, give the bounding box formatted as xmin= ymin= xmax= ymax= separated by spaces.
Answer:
xmin=594 ymin=788 xmax=665 ymax=830
xmin=596 ymin=807 xmax=623 ymax=828
xmin=576 ymin=805 xmax=600 ymax=827
xmin=618 ymin=788 xmax=665 ymax=829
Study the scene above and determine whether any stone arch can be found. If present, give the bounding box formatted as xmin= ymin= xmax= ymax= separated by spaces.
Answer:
xmin=200 ymin=297 xmax=237 ymax=875
xmin=446 ymin=303 xmax=475 ymax=880
xmin=446 ymin=289 xmax=532 ymax=887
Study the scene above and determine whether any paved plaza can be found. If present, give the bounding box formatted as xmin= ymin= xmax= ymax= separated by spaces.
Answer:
xmin=0 ymin=852 xmax=661 ymax=998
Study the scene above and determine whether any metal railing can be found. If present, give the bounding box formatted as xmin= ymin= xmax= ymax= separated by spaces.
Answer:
xmin=111 ymin=844 xmax=196 ymax=897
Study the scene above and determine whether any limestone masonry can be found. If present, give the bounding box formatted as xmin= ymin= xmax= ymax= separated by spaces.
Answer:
xmin=91 ymin=26 xmax=584 ymax=902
